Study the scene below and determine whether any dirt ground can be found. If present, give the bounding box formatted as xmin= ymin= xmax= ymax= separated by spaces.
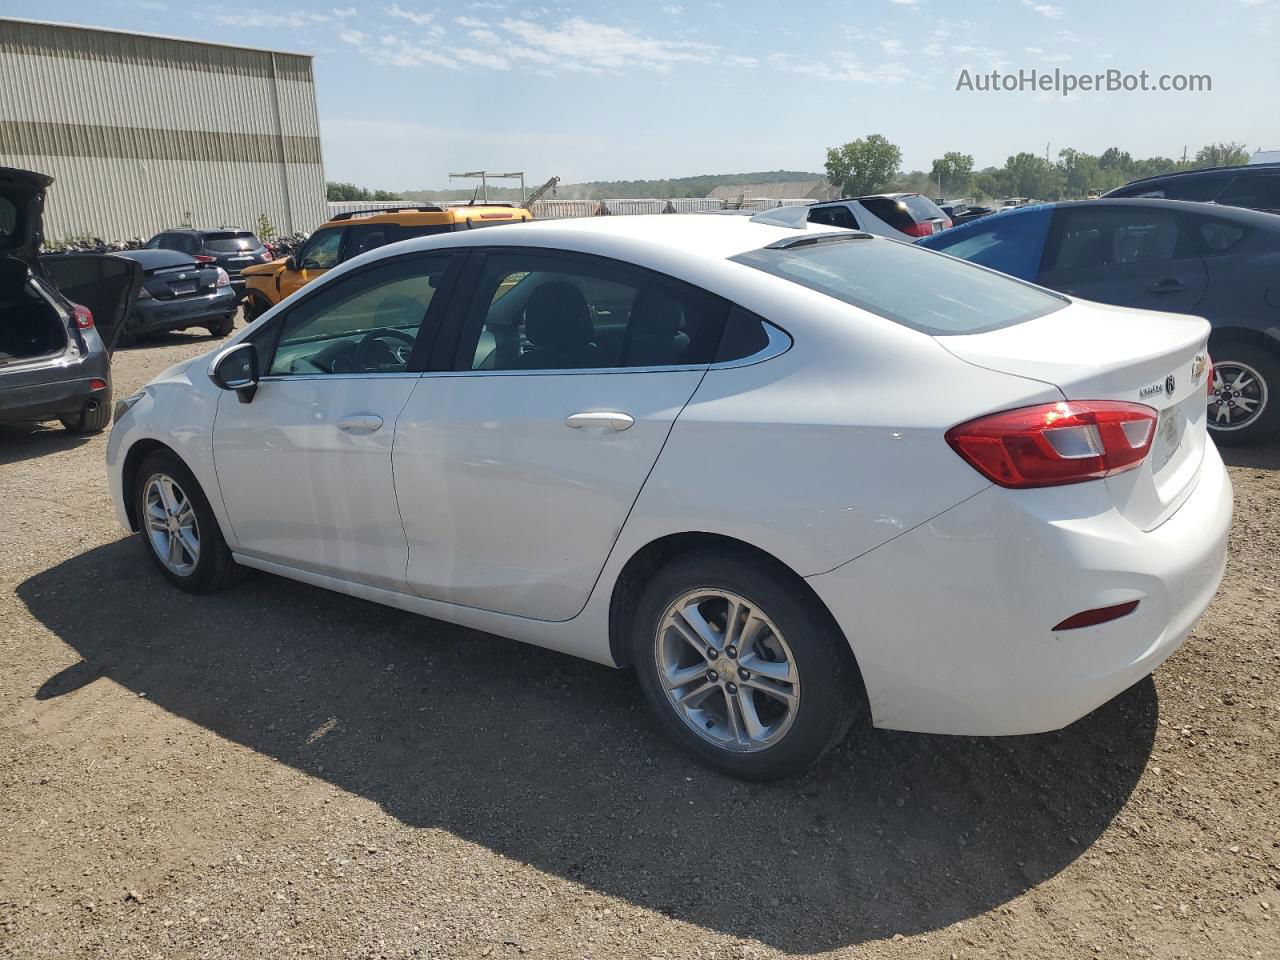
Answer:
xmin=2 ymin=317 xmax=1277 ymax=960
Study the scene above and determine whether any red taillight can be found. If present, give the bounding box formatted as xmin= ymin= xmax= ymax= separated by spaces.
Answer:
xmin=1052 ymin=600 xmax=1140 ymax=631
xmin=1206 ymin=354 xmax=1214 ymax=397
xmin=946 ymin=401 xmax=1158 ymax=488
xmin=72 ymin=304 xmax=94 ymax=329
xmin=901 ymin=221 xmax=934 ymax=238
xmin=88 ymin=378 xmax=107 ymax=391
xmin=193 ymin=254 xmax=216 ymax=264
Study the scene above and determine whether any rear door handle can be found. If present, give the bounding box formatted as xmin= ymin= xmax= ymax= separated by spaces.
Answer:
xmin=1149 ymin=279 xmax=1186 ymax=294
xmin=337 ymin=414 xmax=384 ymax=432
xmin=565 ymin=411 xmax=635 ymax=432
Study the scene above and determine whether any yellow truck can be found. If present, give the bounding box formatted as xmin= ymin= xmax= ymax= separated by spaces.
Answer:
xmin=241 ymin=203 xmax=532 ymax=319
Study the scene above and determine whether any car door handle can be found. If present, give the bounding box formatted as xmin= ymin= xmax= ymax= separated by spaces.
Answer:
xmin=565 ymin=411 xmax=635 ymax=432
xmin=1149 ymin=279 xmax=1186 ymax=294
xmin=337 ymin=415 xmax=384 ymax=432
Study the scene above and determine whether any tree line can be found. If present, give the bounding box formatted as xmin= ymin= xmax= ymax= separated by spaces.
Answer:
xmin=826 ymin=135 xmax=1255 ymax=201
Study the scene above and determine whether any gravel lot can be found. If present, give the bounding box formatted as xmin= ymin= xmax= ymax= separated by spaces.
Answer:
xmin=2 ymin=317 xmax=1277 ymax=960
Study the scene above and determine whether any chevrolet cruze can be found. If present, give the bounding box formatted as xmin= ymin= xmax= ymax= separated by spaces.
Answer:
xmin=107 ymin=212 xmax=1232 ymax=780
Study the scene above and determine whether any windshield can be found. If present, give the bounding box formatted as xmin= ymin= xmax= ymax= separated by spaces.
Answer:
xmin=731 ymin=236 xmax=1066 ymax=336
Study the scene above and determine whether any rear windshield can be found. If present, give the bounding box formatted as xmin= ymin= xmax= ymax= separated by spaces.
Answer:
xmin=201 ymin=231 xmax=261 ymax=252
xmin=899 ymin=194 xmax=945 ymax=220
xmin=731 ymin=236 xmax=1067 ymax=336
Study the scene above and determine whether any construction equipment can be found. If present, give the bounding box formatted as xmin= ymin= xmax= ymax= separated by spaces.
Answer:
xmin=523 ymin=176 xmax=561 ymax=209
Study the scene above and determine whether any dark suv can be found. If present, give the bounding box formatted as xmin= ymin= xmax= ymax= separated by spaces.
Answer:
xmin=1104 ymin=163 xmax=1280 ymax=214
xmin=143 ymin=228 xmax=271 ymax=300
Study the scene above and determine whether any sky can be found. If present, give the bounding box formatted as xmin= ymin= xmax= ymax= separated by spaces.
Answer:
xmin=4 ymin=0 xmax=1278 ymax=190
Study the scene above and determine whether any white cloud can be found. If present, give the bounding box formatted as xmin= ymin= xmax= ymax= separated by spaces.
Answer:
xmin=889 ymin=0 xmax=920 ymax=5
xmin=333 ymin=6 xmax=357 ymax=17
xmin=454 ymin=15 xmax=488 ymax=27
xmin=454 ymin=47 xmax=512 ymax=69
xmin=879 ymin=38 xmax=903 ymax=55
xmin=768 ymin=51 xmax=910 ymax=85
xmin=661 ymin=4 xmax=684 ymax=13
xmin=495 ymin=17 xmax=717 ymax=72
xmin=338 ymin=28 xmax=457 ymax=67
xmin=1021 ymin=0 xmax=1064 ymax=19
xmin=215 ymin=10 xmax=331 ymax=28
xmin=385 ymin=3 xmax=438 ymax=27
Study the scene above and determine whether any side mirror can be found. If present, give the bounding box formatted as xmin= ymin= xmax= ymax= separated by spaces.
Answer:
xmin=208 ymin=341 xmax=260 ymax=403
xmin=285 ymin=256 xmax=298 ymax=272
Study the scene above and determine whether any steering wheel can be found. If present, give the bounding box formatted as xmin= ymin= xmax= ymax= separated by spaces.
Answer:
xmin=355 ymin=328 xmax=415 ymax=369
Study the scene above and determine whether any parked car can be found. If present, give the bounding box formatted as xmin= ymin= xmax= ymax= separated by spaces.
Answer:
xmin=113 ymin=249 xmax=238 ymax=344
xmin=143 ymin=228 xmax=271 ymax=300
xmin=807 ymin=193 xmax=951 ymax=238
xmin=917 ymin=198 xmax=1280 ymax=444
xmin=240 ymin=204 xmax=533 ymax=320
xmin=1104 ymin=162 xmax=1280 ymax=214
xmin=2 ymin=166 xmax=140 ymax=434
xmin=109 ymin=212 xmax=1231 ymax=780
xmin=952 ymin=203 xmax=996 ymax=226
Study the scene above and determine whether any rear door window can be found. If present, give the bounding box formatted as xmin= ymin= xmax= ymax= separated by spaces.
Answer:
xmin=731 ymin=235 xmax=1065 ymax=336
xmin=859 ymin=197 xmax=914 ymax=230
xmin=1043 ymin=207 xmax=1193 ymax=270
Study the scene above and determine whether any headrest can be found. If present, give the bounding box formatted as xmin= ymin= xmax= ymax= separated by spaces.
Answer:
xmin=524 ymin=281 xmax=593 ymax=350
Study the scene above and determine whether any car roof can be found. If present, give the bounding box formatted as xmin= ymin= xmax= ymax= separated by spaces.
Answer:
xmin=319 ymin=206 xmax=532 ymax=229
xmin=1116 ymin=162 xmax=1280 ymax=188
xmin=115 ymin=248 xmax=197 ymax=269
xmin=364 ymin=213 xmax=849 ymax=265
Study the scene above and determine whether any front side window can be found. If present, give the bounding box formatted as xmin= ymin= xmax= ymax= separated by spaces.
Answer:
xmin=731 ymin=235 xmax=1066 ymax=336
xmin=456 ymin=252 xmax=726 ymax=371
xmin=345 ymin=224 xmax=392 ymax=260
xmin=298 ymin=229 xmax=343 ymax=270
xmin=267 ymin=256 xmax=448 ymax=376
xmin=923 ymin=208 xmax=1052 ymax=281
xmin=1044 ymin=208 xmax=1191 ymax=271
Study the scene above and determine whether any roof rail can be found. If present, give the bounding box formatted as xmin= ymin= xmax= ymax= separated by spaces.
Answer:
xmin=328 ymin=205 xmax=445 ymax=221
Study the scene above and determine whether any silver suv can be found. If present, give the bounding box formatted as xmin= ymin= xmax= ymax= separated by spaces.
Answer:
xmin=808 ymin=193 xmax=951 ymax=239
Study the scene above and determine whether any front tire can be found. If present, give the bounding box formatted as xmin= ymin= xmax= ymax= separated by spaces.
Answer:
xmin=1208 ymin=342 xmax=1280 ymax=445
xmin=243 ymin=292 xmax=274 ymax=323
xmin=631 ymin=550 xmax=863 ymax=781
xmin=134 ymin=450 xmax=245 ymax=593
xmin=208 ymin=313 xmax=236 ymax=338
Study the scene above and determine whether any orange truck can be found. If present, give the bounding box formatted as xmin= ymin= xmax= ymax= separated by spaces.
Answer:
xmin=240 ymin=203 xmax=532 ymax=319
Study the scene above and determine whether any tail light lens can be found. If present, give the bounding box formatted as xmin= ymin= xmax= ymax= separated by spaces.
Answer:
xmin=946 ymin=401 xmax=1158 ymax=488
xmin=1206 ymin=353 xmax=1214 ymax=397
xmin=901 ymin=221 xmax=935 ymax=238
xmin=72 ymin=304 xmax=94 ymax=329
xmin=193 ymin=254 xmax=216 ymax=264
xmin=214 ymin=267 xmax=231 ymax=287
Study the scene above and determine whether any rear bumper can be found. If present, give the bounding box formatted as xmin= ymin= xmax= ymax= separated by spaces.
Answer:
xmin=807 ymin=442 xmax=1233 ymax=736
xmin=135 ymin=290 xmax=237 ymax=332
xmin=0 ymin=350 xmax=110 ymax=424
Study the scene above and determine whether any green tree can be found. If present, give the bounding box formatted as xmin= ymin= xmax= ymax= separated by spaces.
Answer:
xmin=1193 ymin=142 xmax=1250 ymax=168
xmin=929 ymin=152 xmax=975 ymax=198
xmin=326 ymin=181 xmax=373 ymax=201
xmin=1057 ymin=148 xmax=1104 ymax=198
xmin=1002 ymin=152 xmax=1066 ymax=200
xmin=825 ymin=134 xmax=903 ymax=196
xmin=973 ymin=167 xmax=1009 ymax=201
xmin=1098 ymin=147 xmax=1134 ymax=175
xmin=371 ymin=190 xmax=401 ymax=201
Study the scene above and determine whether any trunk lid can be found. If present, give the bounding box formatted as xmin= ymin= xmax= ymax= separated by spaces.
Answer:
xmin=939 ymin=298 xmax=1212 ymax=530
xmin=0 ymin=166 xmax=53 ymax=266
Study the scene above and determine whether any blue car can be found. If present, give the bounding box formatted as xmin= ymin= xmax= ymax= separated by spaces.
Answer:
xmin=918 ymin=198 xmax=1280 ymax=444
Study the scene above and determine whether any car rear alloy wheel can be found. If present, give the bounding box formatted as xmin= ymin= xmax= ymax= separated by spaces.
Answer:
xmin=655 ymin=588 xmax=800 ymax=753
xmin=1209 ymin=360 xmax=1267 ymax=432
xmin=143 ymin=474 xmax=201 ymax=577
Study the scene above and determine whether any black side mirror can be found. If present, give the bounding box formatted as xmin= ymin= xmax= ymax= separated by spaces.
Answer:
xmin=208 ymin=341 xmax=260 ymax=403
xmin=285 ymin=256 xmax=298 ymax=272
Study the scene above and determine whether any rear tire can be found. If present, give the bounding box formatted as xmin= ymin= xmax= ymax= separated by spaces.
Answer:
xmin=60 ymin=389 xmax=112 ymax=435
xmin=243 ymin=292 xmax=274 ymax=323
xmin=133 ymin=450 xmax=246 ymax=593
xmin=631 ymin=550 xmax=863 ymax=781
xmin=1208 ymin=342 xmax=1280 ymax=446
xmin=208 ymin=313 xmax=236 ymax=338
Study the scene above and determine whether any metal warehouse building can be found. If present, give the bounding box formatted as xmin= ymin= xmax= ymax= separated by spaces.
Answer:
xmin=0 ymin=18 xmax=327 ymax=242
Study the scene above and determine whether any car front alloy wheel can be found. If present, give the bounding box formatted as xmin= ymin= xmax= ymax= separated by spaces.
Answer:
xmin=143 ymin=473 xmax=201 ymax=577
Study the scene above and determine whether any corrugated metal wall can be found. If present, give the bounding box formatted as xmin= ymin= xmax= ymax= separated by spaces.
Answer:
xmin=0 ymin=18 xmax=327 ymax=241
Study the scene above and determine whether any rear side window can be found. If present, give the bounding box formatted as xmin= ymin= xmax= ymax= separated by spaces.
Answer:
xmin=922 ymin=208 xmax=1052 ymax=281
xmin=1119 ymin=174 xmax=1232 ymax=202
xmin=1215 ymin=175 xmax=1280 ymax=212
xmin=201 ymin=231 xmax=260 ymax=253
xmin=730 ymin=236 xmax=1066 ymax=336
xmin=1 ymin=197 xmax=18 ymax=239
xmin=714 ymin=307 xmax=778 ymax=362
xmin=808 ymin=205 xmax=860 ymax=230
xmin=1197 ymin=219 xmax=1248 ymax=253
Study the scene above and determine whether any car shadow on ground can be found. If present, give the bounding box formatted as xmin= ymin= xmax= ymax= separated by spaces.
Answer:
xmin=19 ymin=539 xmax=1156 ymax=953
xmin=1220 ymin=438 xmax=1280 ymax=470
xmin=0 ymin=423 xmax=92 ymax=465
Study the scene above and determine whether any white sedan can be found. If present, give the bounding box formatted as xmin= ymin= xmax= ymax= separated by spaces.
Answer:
xmin=107 ymin=212 xmax=1232 ymax=780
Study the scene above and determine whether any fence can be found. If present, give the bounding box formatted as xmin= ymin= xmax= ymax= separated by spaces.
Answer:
xmin=325 ymin=196 xmax=820 ymax=222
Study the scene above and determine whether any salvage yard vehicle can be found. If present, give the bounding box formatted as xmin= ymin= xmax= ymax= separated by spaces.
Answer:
xmin=239 ymin=204 xmax=533 ymax=321
xmin=1 ymin=166 xmax=140 ymax=434
xmin=143 ymin=227 xmax=272 ymax=300
xmin=807 ymin=193 xmax=952 ymax=238
xmin=108 ymin=211 xmax=1231 ymax=781
xmin=112 ymin=249 xmax=238 ymax=344
xmin=918 ymin=198 xmax=1280 ymax=444
xmin=1104 ymin=161 xmax=1280 ymax=214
